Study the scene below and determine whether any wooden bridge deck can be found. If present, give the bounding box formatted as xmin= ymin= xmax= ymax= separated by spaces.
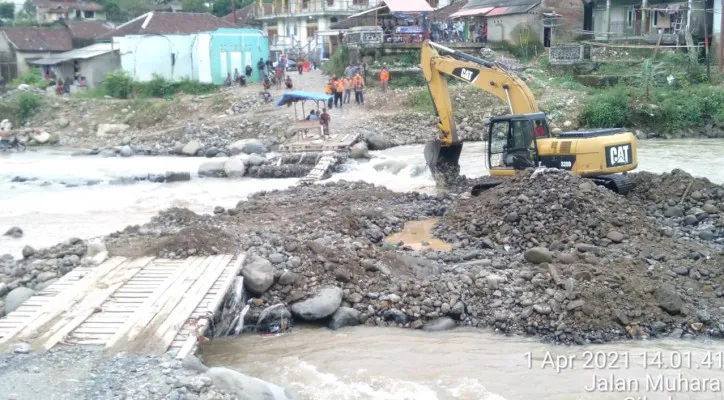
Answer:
xmin=0 ymin=254 xmax=243 ymax=359
xmin=279 ymin=132 xmax=361 ymax=153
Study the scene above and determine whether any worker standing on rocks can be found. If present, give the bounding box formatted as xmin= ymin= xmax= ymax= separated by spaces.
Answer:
xmin=353 ymin=73 xmax=365 ymax=105
xmin=343 ymin=75 xmax=352 ymax=104
xmin=320 ymin=108 xmax=330 ymax=137
xmin=334 ymin=78 xmax=345 ymax=108
xmin=380 ymin=65 xmax=390 ymax=94
xmin=325 ymin=80 xmax=334 ymax=109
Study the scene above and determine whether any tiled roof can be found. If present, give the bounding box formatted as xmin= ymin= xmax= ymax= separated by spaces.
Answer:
xmin=98 ymin=12 xmax=236 ymax=39
xmin=38 ymin=0 xmax=105 ymax=12
xmin=221 ymin=3 xmax=271 ymax=25
xmin=0 ymin=27 xmax=73 ymax=52
xmin=63 ymin=20 xmax=114 ymax=39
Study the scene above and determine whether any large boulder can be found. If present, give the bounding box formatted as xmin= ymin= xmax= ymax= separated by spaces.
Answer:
xmin=4 ymin=287 xmax=34 ymax=315
xmin=182 ymin=140 xmax=203 ymax=156
xmin=523 ymin=247 xmax=553 ymax=264
xmin=290 ymin=286 xmax=343 ymax=321
xmin=30 ymin=130 xmax=51 ymax=144
xmin=365 ymin=133 xmax=392 ymax=150
xmin=165 ymin=171 xmax=191 ymax=182
xmin=246 ymin=153 xmax=267 ymax=166
xmin=349 ymin=141 xmax=369 ymax=159
xmin=655 ymin=285 xmax=683 ymax=315
xmin=242 ymin=258 xmax=274 ymax=294
xmin=228 ymin=139 xmax=267 ymax=155
xmin=328 ymin=307 xmax=361 ymax=330
xmin=198 ymin=161 xmax=226 ymax=178
xmin=206 ymin=367 xmax=294 ymax=400
xmin=422 ymin=317 xmax=457 ymax=332
xmin=224 ymin=157 xmax=246 ymax=178
xmin=4 ymin=226 xmax=23 ymax=238
xmin=97 ymin=123 xmax=130 ymax=137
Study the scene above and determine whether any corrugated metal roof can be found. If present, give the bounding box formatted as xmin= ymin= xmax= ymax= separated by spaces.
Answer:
xmin=462 ymin=0 xmax=538 ymax=10
xmin=380 ymin=0 xmax=434 ymax=13
xmin=28 ymin=43 xmax=117 ymax=66
xmin=483 ymin=6 xmax=506 ymax=16
xmin=450 ymin=6 xmax=493 ymax=18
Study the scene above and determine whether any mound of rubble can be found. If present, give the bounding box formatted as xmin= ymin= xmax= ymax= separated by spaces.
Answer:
xmin=628 ymin=169 xmax=724 ymax=244
xmin=435 ymin=169 xmax=658 ymax=251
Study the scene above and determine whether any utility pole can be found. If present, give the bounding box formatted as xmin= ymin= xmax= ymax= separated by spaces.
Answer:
xmin=720 ymin=0 xmax=724 ymax=72
xmin=231 ymin=0 xmax=236 ymax=25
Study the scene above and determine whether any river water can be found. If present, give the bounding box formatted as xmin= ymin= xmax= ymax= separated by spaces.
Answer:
xmin=1 ymin=139 xmax=724 ymax=399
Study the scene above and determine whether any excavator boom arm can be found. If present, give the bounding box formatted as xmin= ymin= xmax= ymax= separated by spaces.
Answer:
xmin=421 ymin=41 xmax=539 ymax=147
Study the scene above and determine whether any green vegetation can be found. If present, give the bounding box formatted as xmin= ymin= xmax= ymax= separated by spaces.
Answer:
xmin=323 ymin=46 xmax=349 ymax=77
xmin=9 ymin=69 xmax=47 ymax=89
xmin=100 ymin=71 xmax=216 ymax=99
xmin=580 ymin=85 xmax=724 ymax=134
xmin=0 ymin=92 xmax=43 ymax=126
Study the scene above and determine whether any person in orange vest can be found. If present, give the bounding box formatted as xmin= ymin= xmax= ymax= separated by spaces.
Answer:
xmin=352 ymin=73 xmax=365 ymax=105
xmin=325 ymin=80 xmax=334 ymax=109
xmin=334 ymin=78 xmax=345 ymax=108
xmin=380 ymin=65 xmax=390 ymax=94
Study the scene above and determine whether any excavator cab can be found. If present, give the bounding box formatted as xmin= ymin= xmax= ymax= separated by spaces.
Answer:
xmin=486 ymin=112 xmax=549 ymax=175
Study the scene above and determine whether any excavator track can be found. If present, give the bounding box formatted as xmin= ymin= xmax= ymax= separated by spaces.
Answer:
xmin=589 ymin=174 xmax=633 ymax=195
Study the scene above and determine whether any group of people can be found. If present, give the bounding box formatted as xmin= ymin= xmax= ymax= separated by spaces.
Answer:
xmin=225 ymin=65 xmax=255 ymax=87
xmin=324 ymin=62 xmax=373 ymax=109
xmin=54 ymin=76 xmax=87 ymax=95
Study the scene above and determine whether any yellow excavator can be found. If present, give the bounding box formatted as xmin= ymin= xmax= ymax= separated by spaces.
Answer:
xmin=421 ymin=41 xmax=638 ymax=195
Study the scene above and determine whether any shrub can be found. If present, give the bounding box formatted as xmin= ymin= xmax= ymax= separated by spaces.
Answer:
xmin=323 ymin=46 xmax=349 ymax=77
xmin=10 ymin=68 xmax=44 ymax=88
xmin=104 ymin=70 xmax=134 ymax=99
xmin=579 ymin=87 xmax=631 ymax=128
xmin=15 ymin=92 xmax=41 ymax=125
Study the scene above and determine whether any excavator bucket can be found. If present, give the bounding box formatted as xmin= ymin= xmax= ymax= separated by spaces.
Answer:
xmin=424 ymin=140 xmax=463 ymax=186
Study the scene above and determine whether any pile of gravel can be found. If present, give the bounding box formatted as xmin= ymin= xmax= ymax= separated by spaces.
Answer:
xmin=434 ymin=169 xmax=658 ymax=252
xmin=628 ymin=169 xmax=724 ymax=244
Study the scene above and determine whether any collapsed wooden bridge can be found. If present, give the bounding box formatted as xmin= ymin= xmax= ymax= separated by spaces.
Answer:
xmin=0 ymin=254 xmax=244 ymax=359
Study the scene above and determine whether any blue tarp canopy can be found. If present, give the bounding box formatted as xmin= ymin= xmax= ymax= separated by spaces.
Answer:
xmin=275 ymin=91 xmax=333 ymax=108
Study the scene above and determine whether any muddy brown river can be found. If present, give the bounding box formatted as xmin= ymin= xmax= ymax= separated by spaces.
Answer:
xmin=201 ymin=327 xmax=724 ymax=400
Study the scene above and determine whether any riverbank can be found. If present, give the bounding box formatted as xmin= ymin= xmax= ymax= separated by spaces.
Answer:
xmin=0 ymin=346 xmax=293 ymax=400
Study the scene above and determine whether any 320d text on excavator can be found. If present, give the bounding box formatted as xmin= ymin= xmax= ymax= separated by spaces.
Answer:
xmin=420 ymin=40 xmax=638 ymax=195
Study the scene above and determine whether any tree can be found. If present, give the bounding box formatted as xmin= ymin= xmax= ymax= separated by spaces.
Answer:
xmin=101 ymin=1 xmax=125 ymax=22
xmin=21 ymin=0 xmax=35 ymax=16
xmin=0 ymin=3 xmax=15 ymax=19
xmin=181 ymin=0 xmax=208 ymax=12
xmin=210 ymin=0 xmax=230 ymax=17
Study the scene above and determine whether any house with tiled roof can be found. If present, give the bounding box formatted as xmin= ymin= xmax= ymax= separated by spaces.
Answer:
xmin=97 ymin=11 xmax=236 ymax=40
xmin=0 ymin=27 xmax=73 ymax=77
xmin=62 ymin=20 xmax=115 ymax=47
xmin=33 ymin=0 xmax=106 ymax=23
xmin=221 ymin=3 xmax=272 ymax=27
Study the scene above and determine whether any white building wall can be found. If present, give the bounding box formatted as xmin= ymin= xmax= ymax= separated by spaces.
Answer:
xmin=114 ymin=34 xmax=197 ymax=82
xmin=195 ymin=33 xmax=212 ymax=83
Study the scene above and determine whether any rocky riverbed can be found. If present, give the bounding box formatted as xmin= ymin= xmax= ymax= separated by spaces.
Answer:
xmin=0 ymin=347 xmax=292 ymax=400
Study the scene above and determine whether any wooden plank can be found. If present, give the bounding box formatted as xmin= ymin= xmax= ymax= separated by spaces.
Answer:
xmin=104 ymin=257 xmax=207 ymax=352
xmin=68 ymin=333 xmax=113 ymax=340
xmin=0 ymin=257 xmax=129 ymax=345
xmin=127 ymin=255 xmax=221 ymax=354
xmin=154 ymin=255 xmax=231 ymax=353
xmin=34 ymin=257 xmax=154 ymax=351
xmin=75 ymin=322 xmax=124 ymax=329
xmin=175 ymin=255 xmax=244 ymax=359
